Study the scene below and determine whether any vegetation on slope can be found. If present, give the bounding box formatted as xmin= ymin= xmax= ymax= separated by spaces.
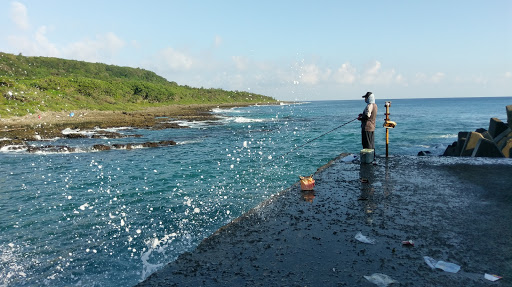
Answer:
xmin=0 ymin=52 xmax=277 ymax=117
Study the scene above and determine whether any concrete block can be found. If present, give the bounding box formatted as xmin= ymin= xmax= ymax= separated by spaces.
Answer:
xmin=442 ymin=141 xmax=458 ymax=156
xmin=488 ymin=118 xmax=509 ymax=139
xmin=501 ymin=138 xmax=512 ymax=158
xmin=471 ymin=138 xmax=505 ymax=158
xmin=460 ymin=132 xmax=484 ymax=156
xmin=497 ymin=135 xmax=512 ymax=149
xmin=481 ymin=130 xmax=493 ymax=141
xmin=494 ymin=128 xmax=512 ymax=145
xmin=507 ymin=105 xmax=512 ymax=128
xmin=456 ymin=132 xmax=469 ymax=156
xmin=475 ymin=128 xmax=493 ymax=141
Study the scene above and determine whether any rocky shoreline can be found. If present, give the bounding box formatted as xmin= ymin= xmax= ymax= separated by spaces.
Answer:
xmin=443 ymin=104 xmax=512 ymax=158
xmin=0 ymin=103 xmax=261 ymax=150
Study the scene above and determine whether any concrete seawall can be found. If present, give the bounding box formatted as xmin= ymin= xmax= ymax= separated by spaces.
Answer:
xmin=137 ymin=154 xmax=512 ymax=286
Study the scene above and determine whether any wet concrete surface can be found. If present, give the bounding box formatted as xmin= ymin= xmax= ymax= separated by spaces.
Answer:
xmin=136 ymin=154 xmax=512 ymax=286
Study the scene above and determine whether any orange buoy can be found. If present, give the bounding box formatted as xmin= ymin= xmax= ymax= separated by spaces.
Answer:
xmin=299 ymin=175 xmax=315 ymax=191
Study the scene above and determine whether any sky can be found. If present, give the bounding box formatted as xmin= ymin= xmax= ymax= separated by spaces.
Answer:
xmin=1 ymin=0 xmax=511 ymax=101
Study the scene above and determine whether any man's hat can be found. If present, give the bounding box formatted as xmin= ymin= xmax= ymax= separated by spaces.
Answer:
xmin=362 ymin=92 xmax=372 ymax=98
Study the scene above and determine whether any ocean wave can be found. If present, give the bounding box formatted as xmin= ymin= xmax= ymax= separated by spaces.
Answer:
xmin=211 ymin=107 xmax=242 ymax=114
xmin=177 ymin=140 xmax=202 ymax=145
xmin=94 ymin=126 xmax=133 ymax=132
xmin=280 ymin=101 xmax=309 ymax=106
xmin=232 ymin=117 xmax=266 ymax=123
xmin=61 ymin=127 xmax=133 ymax=137
xmin=169 ymin=115 xmax=268 ymax=128
xmin=0 ymin=243 xmax=27 ymax=286
xmin=23 ymin=148 xmax=88 ymax=155
xmin=0 ymin=140 xmax=177 ymax=154
xmin=169 ymin=120 xmax=216 ymax=129
xmin=0 ymin=144 xmax=28 ymax=153
xmin=61 ymin=128 xmax=96 ymax=137
xmin=429 ymin=134 xmax=458 ymax=139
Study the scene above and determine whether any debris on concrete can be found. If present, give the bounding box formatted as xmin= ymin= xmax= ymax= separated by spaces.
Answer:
xmin=363 ymin=273 xmax=398 ymax=286
xmin=401 ymin=240 xmax=414 ymax=246
xmin=355 ymin=232 xmax=376 ymax=244
xmin=484 ymin=273 xmax=502 ymax=281
xmin=424 ymin=256 xmax=461 ymax=273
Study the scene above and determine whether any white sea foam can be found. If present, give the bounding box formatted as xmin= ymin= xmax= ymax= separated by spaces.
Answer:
xmin=140 ymin=232 xmax=180 ymax=280
xmin=0 ymin=145 xmax=27 ymax=153
xmin=94 ymin=127 xmax=133 ymax=133
xmin=176 ymin=140 xmax=202 ymax=145
xmin=170 ymin=115 xmax=267 ymax=128
xmin=0 ymin=145 xmax=89 ymax=155
xmin=0 ymin=243 xmax=27 ymax=286
xmin=169 ymin=120 xmax=213 ymax=129
xmin=61 ymin=128 xmax=81 ymax=135
xmin=61 ymin=128 xmax=95 ymax=137
xmin=211 ymin=107 xmax=242 ymax=114
xmin=232 ymin=117 xmax=265 ymax=123
xmin=428 ymin=134 xmax=457 ymax=139
xmin=62 ymin=126 xmax=132 ymax=137
xmin=280 ymin=101 xmax=308 ymax=106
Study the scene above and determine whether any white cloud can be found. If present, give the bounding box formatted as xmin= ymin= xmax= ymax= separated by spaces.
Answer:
xmin=130 ymin=40 xmax=140 ymax=49
xmin=361 ymin=61 xmax=403 ymax=85
xmin=232 ymin=56 xmax=248 ymax=70
xmin=300 ymin=64 xmax=320 ymax=84
xmin=333 ymin=63 xmax=357 ymax=84
xmin=61 ymin=32 xmax=125 ymax=62
xmin=8 ymin=28 xmax=126 ymax=63
xmin=299 ymin=64 xmax=331 ymax=85
xmin=7 ymin=25 xmax=59 ymax=57
xmin=10 ymin=1 xmax=30 ymax=30
xmin=103 ymin=32 xmax=125 ymax=54
xmin=415 ymin=73 xmax=428 ymax=82
xmin=415 ymin=72 xmax=445 ymax=84
xmin=214 ymin=35 xmax=222 ymax=48
xmin=431 ymin=72 xmax=445 ymax=83
xmin=6 ymin=3 xmax=126 ymax=63
xmin=505 ymin=72 xmax=512 ymax=79
xmin=156 ymin=47 xmax=194 ymax=71
xmin=34 ymin=26 xmax=59 ymax=56
xmin=472 ymin=75 xmax=488 ymax=85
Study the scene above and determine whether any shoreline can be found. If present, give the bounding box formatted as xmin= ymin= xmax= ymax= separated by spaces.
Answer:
xmin=0 ymin=103 xmax=275 ymax=147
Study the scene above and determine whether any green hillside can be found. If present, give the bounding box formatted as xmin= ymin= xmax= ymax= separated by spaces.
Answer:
xmin=0 ymin=52 xmax=277 ymax=117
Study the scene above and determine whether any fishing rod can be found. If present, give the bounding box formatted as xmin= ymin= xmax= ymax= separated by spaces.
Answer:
xmin=265 ymin=117 xmax=358 ymax=166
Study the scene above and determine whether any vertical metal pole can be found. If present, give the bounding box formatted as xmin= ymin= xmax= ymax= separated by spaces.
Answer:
xmin=384 ymin=102 xmax=391 ymax=158
xmin=386 ymin=127 xmax=389 ymax=158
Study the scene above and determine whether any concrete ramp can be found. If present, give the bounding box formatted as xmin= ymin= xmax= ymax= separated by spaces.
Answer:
xmin=137 ymin=155 xmax=512 ymax=286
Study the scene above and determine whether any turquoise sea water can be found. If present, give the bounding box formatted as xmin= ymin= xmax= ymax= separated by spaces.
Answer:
xmin=1 ymin=97 xmax=511 ymax=286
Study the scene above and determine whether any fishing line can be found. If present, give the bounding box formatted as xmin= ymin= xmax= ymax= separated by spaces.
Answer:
xmin=264 ymin=117 xmax=358 ymax=166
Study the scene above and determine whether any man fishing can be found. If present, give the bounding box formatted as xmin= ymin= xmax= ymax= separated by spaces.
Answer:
xmin=358 ymin=92 xmax=377 ymax=149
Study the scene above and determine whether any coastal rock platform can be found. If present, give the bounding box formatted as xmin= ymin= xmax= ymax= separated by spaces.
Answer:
xmin=137 ymin=155 xmax=512 ymax=286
